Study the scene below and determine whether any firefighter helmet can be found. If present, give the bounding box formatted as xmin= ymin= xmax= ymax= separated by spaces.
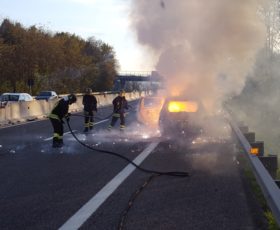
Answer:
xmin=85 ymin=88 xmax=92 ymax=94
xmin=68 ymin=94 xmax=77 ymax=104
xmin=119 ymin=90 xmax=125 ymax=97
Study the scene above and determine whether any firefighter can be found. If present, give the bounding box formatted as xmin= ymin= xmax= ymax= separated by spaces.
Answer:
xmin=108 ymin=90 xmax=129 ymax=131
xmin=48 ymin=94 xmax=77 ymax=148
xmin=82 ymin=88 xmax=97 ymax=132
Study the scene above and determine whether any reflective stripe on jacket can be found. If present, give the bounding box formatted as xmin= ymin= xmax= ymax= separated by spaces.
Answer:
xmin=48 ymin=98 xmax=69 ymax=120
xmin=48 ymin=113 xmax=60 ymax=120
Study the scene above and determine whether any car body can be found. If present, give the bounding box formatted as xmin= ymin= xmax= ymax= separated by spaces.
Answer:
xmin=159 ymin=96 xmax=204 ymax=139
xmin=35 ymin=91 xmax=58 ymax=101
xmin=137 ymin=96 xmax=165 ymax=128
xmin=0 ymin=93 xmax=33 ymax=107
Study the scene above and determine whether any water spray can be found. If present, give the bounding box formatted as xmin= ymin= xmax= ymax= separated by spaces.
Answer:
xmin=65 ymin=112 xmax=189 ymax=230
xmin=65 ymin=118 xmax=189 ymax=177
xmin=70 ymin=113 xmax=113 ymax=121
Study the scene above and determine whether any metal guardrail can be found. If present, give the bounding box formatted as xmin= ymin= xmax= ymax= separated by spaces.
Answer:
xmin=229 ymin=118 xmax=280 ymax=226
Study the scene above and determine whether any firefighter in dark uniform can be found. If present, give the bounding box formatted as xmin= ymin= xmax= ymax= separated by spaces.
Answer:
xmin=48 ymin=94 xmax=77 ymax=148
xmin=108 ymin=90 xmax=128 ymax=131
xmin=83 ymin=88 xmax=97 ymax=132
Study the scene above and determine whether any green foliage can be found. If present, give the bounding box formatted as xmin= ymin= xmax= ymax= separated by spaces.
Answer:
xmin=264 ymin=211 xmax=280 ymax=230
xmin=237 ymin=152 xmax=279 ymax=229
xmin=0 ymin=18 xmax=118 ymax=95
xmin=277 ymin=168 xmax=280 ymax=180
xmin=227 ymin=49 xmax=280 ymax=158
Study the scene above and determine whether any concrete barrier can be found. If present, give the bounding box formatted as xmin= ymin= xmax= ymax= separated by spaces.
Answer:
xmin=0 ymin=107 xmax=6 ymax=123
xmin=3 ymin=102 xmax=22 ymax=123
xmin=0 ymin=91 xmax=146 ymax=126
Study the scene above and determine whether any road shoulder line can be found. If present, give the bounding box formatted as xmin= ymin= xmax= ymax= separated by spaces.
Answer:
xmin=58 ymin=142 xmax=159 ymax=230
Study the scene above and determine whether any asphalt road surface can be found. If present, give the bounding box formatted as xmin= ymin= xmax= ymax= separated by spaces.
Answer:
xmin=0 ymin=99 xmax=267 ymax=230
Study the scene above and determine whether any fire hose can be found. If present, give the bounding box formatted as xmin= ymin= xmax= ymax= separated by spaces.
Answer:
xmin=65 ymin=111 xmax=190 ymax=229
xmin=65 ymin=118 xmax=189 ymax=177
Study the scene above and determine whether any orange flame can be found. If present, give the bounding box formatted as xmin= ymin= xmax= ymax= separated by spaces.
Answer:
xmin=168 ymin=101 xmax=198 ymax=113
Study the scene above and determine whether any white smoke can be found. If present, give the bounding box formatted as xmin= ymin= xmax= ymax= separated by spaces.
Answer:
xmin=130 ymin=0 xmax=269 ymax=113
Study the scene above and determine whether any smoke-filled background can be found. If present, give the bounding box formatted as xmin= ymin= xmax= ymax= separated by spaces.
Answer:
xmin=129 ymin=0 xmax=268 ymax=113
xmin=129 ymin=0 xmax=280 ymax=164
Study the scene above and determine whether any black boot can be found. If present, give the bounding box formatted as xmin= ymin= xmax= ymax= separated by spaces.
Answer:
xmin=52 ymin=139 xmax=60 ymax=148
xmin=57 ymin=139 xmax=64 ymax=148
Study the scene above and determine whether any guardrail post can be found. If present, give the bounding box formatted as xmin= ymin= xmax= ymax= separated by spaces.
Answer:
xmin=229 ymin=118 xmax=280 ymax=226
xmin=258 ymin=154 xmax=278 ymax=179
xmin=250 ymin=141 xmax=264 ymax=156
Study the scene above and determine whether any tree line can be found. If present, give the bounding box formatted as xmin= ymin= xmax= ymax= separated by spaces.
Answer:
xmin=227 ymin=0 xmax=280 ymax=161
xmin=0 ymin=18 xmax=119 ymax=95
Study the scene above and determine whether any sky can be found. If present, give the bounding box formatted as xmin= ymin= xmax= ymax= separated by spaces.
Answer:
xmin=0 ymin=0 xmax=270 ymax=113
xmin=0 ymin=0 xmax=153 ymax=72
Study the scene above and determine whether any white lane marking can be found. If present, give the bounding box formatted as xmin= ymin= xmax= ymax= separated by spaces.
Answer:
xmin=44 ymin=131 xmax=77 ymax=141
xmin=43 ymin=119 xmax=109 ymax=141
xmin=58 ymin=142 xmax=159 ymax=230
xmin=94 ymin=119 xmax=109 ymax=125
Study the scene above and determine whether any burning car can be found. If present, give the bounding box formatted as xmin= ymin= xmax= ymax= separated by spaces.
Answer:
xmin=159 ymin=97 xmax=204 ymax=139
xmin=137 ymin=96 xmax=165 ymax=128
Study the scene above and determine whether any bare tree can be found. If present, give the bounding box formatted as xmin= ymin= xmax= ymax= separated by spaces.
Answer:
xmin=262 ymin=0 xmax=280 ymax=55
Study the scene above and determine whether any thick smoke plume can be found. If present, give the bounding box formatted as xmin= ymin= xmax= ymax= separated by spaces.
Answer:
xmin=130 ymin=0 xmax=268 ymax=113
